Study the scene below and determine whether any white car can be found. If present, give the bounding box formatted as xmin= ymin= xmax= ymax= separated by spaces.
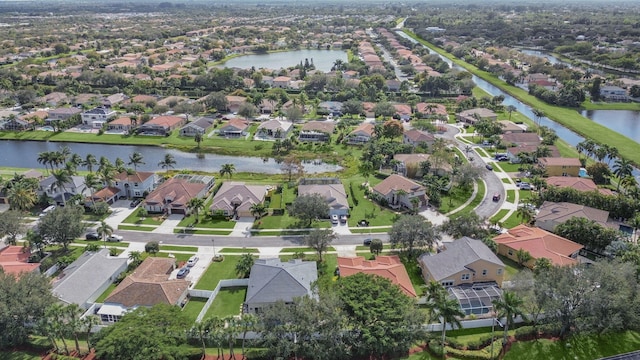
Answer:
xmin=331 ymin=214 xmax=339 ymax=224
xmin=186 ymin=256 xmax=199 ymax=267
xmin=107 ymin=234 xmax=123 ymax=242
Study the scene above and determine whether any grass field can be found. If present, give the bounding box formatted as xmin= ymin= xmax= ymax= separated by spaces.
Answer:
xmin=182 ymin=297 xmax=208 ymax=322
xmin=194 ymin=256 xmax=240 ymax=290
xmin=220 ymin=248 xmax=259 ymax=254
xmin=121 ymin=208 xmax=165 ymax=225
xmin=202 ymin=287 xmax=247 ymax=319
xmin=118 ymin=224 xmax=155 ymax=231
xmin=159 ymin=245 xmax=199 ymax=252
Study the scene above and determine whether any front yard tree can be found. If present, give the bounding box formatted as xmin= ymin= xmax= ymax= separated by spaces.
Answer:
xmin=238 ymin=102 xmax=258 ymax=120
xmin=492 ymin=291 xmax=527 ymax=346
xmin=289 ymin=194 xmax=329 ymax=228
xmin=0 ymin=271 xmax=55 ymax=349
xmin=37 ymin=205 xmax=86 ymax=250
xmin=439 ymin=212 xmax=489 ymax=239
xmin=306 ymin=228 xmax=336 ymax=262
xmin=337 ymin=273 xmax=425 ymax=359
xmin=250 ymin=203 xmax=267 ymax=219
xmin=370 ymin=238 xmax=383 ymax=255
xmin=389 ymin=215 xmax=440 ymax=254
xmin=187 ymin=197 xmax=205 ymax=223
xmin=0 ymin=210 xmax=25 ymax=245
xmin=96 ymin=221 xmax=114 ymax=249
xmin=235 ymin=253 xmax=254 ymax=278
xmin=145 ymin=241 xmax=160 ymax=256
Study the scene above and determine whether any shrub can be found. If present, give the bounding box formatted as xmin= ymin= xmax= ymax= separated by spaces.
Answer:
xmin=428 ymin=339 xmax=445 ymax=358
xmin=92 ymin=202 xmax=110 ymax=216
xmin=539 ymin=323 xmax=561 ymax=337
xmin=245 ymin=349 xmax=269 ymax=360
xmin=445 ymin=346 xmax=493 ymax=360
xmin=85 ymin=243 xmax=101 ymax=253
xmin=109 ymin=247 xmax=119 ymax=256
xmin=39 ymin=257 xmax=55 ymax=272
xmin=514 ymin=325 xmax=538 ymax=340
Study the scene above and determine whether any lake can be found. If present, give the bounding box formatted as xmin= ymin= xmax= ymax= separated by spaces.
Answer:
xmin=220 ymin=49 xmax=347 ymax=72
xmin=581 ymin=110 xmax=640 ymax=142
xmin=0 ymin=140 xmax=341 ymax=174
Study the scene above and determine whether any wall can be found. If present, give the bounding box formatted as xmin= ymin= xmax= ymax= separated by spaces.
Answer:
xmin=193 ymin=278 xmax=249 ymax=323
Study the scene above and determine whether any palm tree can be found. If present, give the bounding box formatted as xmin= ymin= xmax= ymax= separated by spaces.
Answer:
xmin=192 ymin=319 xmax=211 ymax=358
xmin=37 ymin=151 xmax=54 ymax=175
xmin=64 ymin=304 xmax=84 ymax=354
xmin=432 ymin=296 xmax=464 ymax=352
xmin=114 ymin=157 xmax=126 ymax=173
xmin=630 ymin=214 xmax=640 ymax=244
xmin=158 ymin=154 xmax=177 ymax=171
xmin=7 ymin=180 xmax=37 ymax=211
xmin=98 ymin=165 xmax=116 ymax=188
xmin=531 ymin=108 xmax=544 ymax=133
xmin=613 ymin=158 xmax=634 ymax=191
xmin=516 ymin=206 xmax=535 ymax=225
xmin=219 ymin=163 xmax=235 ymax=179
xmin=187 ymin=197 xmax=205 ymax=223
xmin=96 ymin=221 xmax=113 ymax=249
xmin=128 ymin=250 xmax=142 ymax=266
xmin=515 ymin=248 xmax=532 ymax=266
xmin=239 ymin=313 xmax=258 ymax=359
xmin=506 ymin=105 xmax=516 ymax=121
xmin=223 ymin=316 xmax=239 ymax=360
xmin=81 ymin=315 xmax=100 ymax=351
xmin=83 ymin=154 xmax=98 ymax=173
xmin=83 ymin=173 xmax=100 ymax=209
xmin=250 ymin=203 xmax=267 ymax=219
xmin=51 ymin=169 xmax=71 ymax=206
xmin=492 ymin=291 xmax=527 ymax=346
xmin=194 ymin=132 xmax=203 ymax=148
xmin=128 ymin=151 xmax=145 ymax=171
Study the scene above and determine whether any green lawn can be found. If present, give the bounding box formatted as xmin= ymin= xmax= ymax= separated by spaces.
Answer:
xmin=195 ymin=256 xmax=241 ymax=290
xmin=159 ymin=245 xmax=199 ymax=252
xmin=350 ymin=227 xmax=392 ymax=234
xmin=174 ymin=229 xmax=233 ymax=235
xmin=445 ymin=180 xmax=486 ymax=217
xmin=156 ymin=252 xmax=195 ymax=262
xmin=118 ymin=224 xmax=155 ymax=231
xmin=122 ymin=208 xmax=165 ymax=225
xmin=497 ymin=162 xmax=521 ymax=173
xmin=502 ymin=212 xmax=524 ymax=229
xmin=182 ymin=297 xmax=208 ymax=322
xmin=497 ymin=254 xmax=523 ymax=280
xmin=280 ymin=246 xmax=336 ymax=253
xmin=94 ymin=283 xmax=118 ymax=303
xmin=501 ymin=178 xmax=512 ymax=184
xmin=73 ymin=240 xmax=130 ymax=248
xmin=439 ymin=186 xmax=475 ymax=214
xmin=347 ymin=176 xmax=402 ymax=227
xmin=506 ymin=189 xmax=516 ymax=203
xmin=220 ymin=248 xmax=259 ymax=254
xmin=202 ymin=287 xmax=247 ymax=319
xmin=490 ymin=209 xmax=510 ymax=223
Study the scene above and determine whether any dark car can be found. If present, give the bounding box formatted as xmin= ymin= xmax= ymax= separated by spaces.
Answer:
xmin=130 ymin=198 xmax=142 ymax=207
xmin=486 ymin=164 xmax=494 ymax=171
xmin=85 ymin=232 xmax=100 ymax=240
xmin=363 ymin=238 xmax=372 ymax=246
xmin=176 ymin=267 xmax=190 ymax=279
xmin=492 ymin=193 xmax=501 ymax=202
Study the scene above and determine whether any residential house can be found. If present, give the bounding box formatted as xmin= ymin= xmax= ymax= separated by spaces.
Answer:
xmin=98 ymin=257 xmax=189 ymax=323
xmin=346 ymin=122 xmax=375 ymax=144
xmin=47 ymin=107 xmax=82 ymax=123
xmin=418 ymin=237 xmax=505 ymax=287
xmin=179 ymin=116 xmax=214 ymax=136
xmin=38 ymin=175 xmax=91 ymax=205
xmin=394 ymin=153 xmax=451 ymax=177
xmin=218 ymin=118 xmax=250 ymax=138
xmin=108 ymin=116 xmax=135 ymax=133
xmin=40 ymin=92 xmax=69 ymax=106
xmin=386 ymin=80 xmax=401 ymax=92
xmin=85 ymin=186 xmax=121 ymax=207
xmin=52 ymin=249 xmax=128 ymax=309
xmin=493 ymin=225 xmax=584 ymax=268
xmin=372 ymin=174 xmax=427 ymax=210
xmin=3 ymin=116 xmax=34 ymax=131
xmin=138 ymin=115 xmax=186 ymax=136
xmin=500 ymin=132 xmax=542 ymax=147
xmin=506 ymin=145 xmax=560 ymax=163
xmin=403 ymin=129 xmax=436 ymax=148
xmin=73 ymin=93 xmax=103 ymax=107
xmin=273 ymin=76 xmax=291 ymax=89
xmin=338 ymin=255 xmax=416 ymax=297
xmin=318 ymin=101 xmax=343 ymax=116
xmin=114 ymin=171 xmax=156 ymax=198
xmin=416 ymin=103 xmax=447 ymax=118
xmin=81 ymin=107 xmax=117 ymax=128
xmin=298 ymin=121 xmax=335 ymax=142
xmin=255 ymin=119 xmax=293 ymax=140
xmin=0 ymin=245 xmax=40 ymax=276
xmin=535 ymin=201 xmax=613 ymax=233
xmin=209 ymin=181 xmax=268 ymax=218
xmin=600 ymin=86 xmax=628 ymax=101
xmin=143 ymin=174 xmax=213 ymax=215
xmin=545 ymin=176 xmax=614 ymax=196
xmin=298 ymin=178 xmax=349 ymax=217
xmin=225 ymin=95 xmax=247 ymax=113
xmin=258 ymin=99 xmax=277 ymax=114
xmin=245 ymin=258 xmax=318 ymax=314
xmin=538 ymin=157 xmax=581 ymax=177
xmin=393 ymin=104 xmax=412 ymax=121
xmin=102 ymin=93 xmax=128 ymax=107
xmin=498 ymin=120 xmax=525 ymax=133
xmin=456 ymin=108 xmax=497 ymax=125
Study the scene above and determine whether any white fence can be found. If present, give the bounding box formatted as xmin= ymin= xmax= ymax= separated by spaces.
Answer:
xmin=43 ymin=263 xmax=59 ymax=277
xmin=425 ymin=315 xmax=527 ymax=332
xmin=193 ymin=279 xmax=249 ymax=323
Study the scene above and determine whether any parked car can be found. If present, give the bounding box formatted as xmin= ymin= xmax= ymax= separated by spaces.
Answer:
xmin=39 ymin=205 xmax=56 ymax=217
xmin=186 ymin=256 xmax=199 ymax=267
xmin=363 ymin=238 xmax=372 ymax=246
xmin=492 ymin=193 xmax=501 ymax=202
xmin=519 ymin=182 xmax=532 ymax=190
xmin=339 ymin=215 xmax=348 ymax=224
xmin=107 ymin=234 xmax=123 ymax=242
xmin=176 ymin=267 xmax=190 ymax=279
xmin=331 ymin=214 xmax=339 ymax=224
xmin=130 ymin=198 xmax=142 ymax=208
xmin=486 ymin=164 xmax=494 ymax=171
xmin=85 ymin=232 xmax=100 ymax=240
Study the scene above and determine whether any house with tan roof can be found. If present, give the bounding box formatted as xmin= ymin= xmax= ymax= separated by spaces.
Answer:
xmin=255 ymin=119 xmax=293 ymax=140
xmin=298 ymin=178 xmax=349 ymax=217
xmin=416 ymin=103 xmax=447 ymax=117
xmin=81 ymin=107 xmax=117 ymax=128
xmin=102 ymin=93 xmax=128 ymax=107
xmin=85 ymin=186 xmax=121 ymax=207
xmin=47 ymin=107 xmax=82 ymax=123
xmin=273 ymin=76 xmax=291 ymax=89
xmin=403 ymin=129 xmax=436 ymax=148
xmin=372 ymin=174 xmax=427 ymax=210
xmin=500 ymin=132 xmax=542 ymax=147
xmin=346 ymin=122 xmax=375 ymax=144
xmin=338 ymin=255 xmax=416 ymax=297
xmin=545 ymin=176 xmax=614 ymax=196
xmin=506 ymin=145 xmax=560 ymax=163
xmin=40 ymin=92 xmax=69 ymax=106
xmin=418 ymin=237 xmax=505 ymax=287
xmin=498 ymin=120 xmax=525 ymax=133
xmin=493 ymin=224 xmax=584 ymax=268
xmin=298 ymin=121 xmax=335 ymax=142
xmin=218 ymin=118 xmax=250 ymax=138
xmin=0 ymin=245 xmax=40 ymax=276
xmin=114 ymin=171 xmax=156 ymax=199
xmin=535 ymin=201 xmax=614 ymax=233
xmin=209 ymin=182 xmax=268 ymax=218
xmin=393 ymin=103 xmax=412 ymax=121
xmin=144 ymin=175 xmax=212 ymax=215
xmin=108 ymin=116 xmax=135 ymax=132
xmin=98 ymin=257 xmax=189 ymax=323
xmin=456 ymin=108 xmax=497 ymax=125
xmin=225 ymin=95 xmax=247 ymax=113
xmin=137 ymin=115 xmax=186 ymax=136
xmin=538 ymin=157 xmax=581 ymax=177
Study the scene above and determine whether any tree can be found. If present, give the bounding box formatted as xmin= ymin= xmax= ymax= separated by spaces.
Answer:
xmin=238 ymin=313 xmax=258 ymax=359
xmin=145 ymin=241 xmax=160 ymax=256
xmin=373 ymin=101 xmax=396 ymax=118
xmin=515 ymin=248 xmax=532 ymax=266
xmin=382 ymin=119 xmax=404 ymax=139
xmin=389 ymin=215 xmax=441 ymax=254
xmin=96 ymin=221 xmax=114 ymax=249
xmin=6 ymin=178 xmax=37 ymax=211
xmin=280 ymin=155 xmax=304 ymax=182
xmin=235 ymin=253 xmax=254 ymax=278
xmin=128 ymin=151 xmax=145 ymax=171
xmin=0 ymin=271 xmax=55 ymax=349
xmin=613 ymin=158 xmax=634 ymax=191
xmin=533 ymin=257 xmax=553 ymax=275
xmin=194 ymin=132 xmax=203 ymax=149
xmin=531 ymin=108 xmax=545 ymax=132
xmin=370 ymin=238 xmax=383 ymax=255
xmin=95 ymin=304 xmax=191 ymax=360
xmin=492 ymin=291 xmax=527 ymax=346
xmin=51 ymin=169 xmax=71 ymax=206
xmin=336 ymin=273 xmax=425 ymax=359
xmin=238 ymin=102 xmax=258 ymax=119
xmin=83 ymin=173 xmax=101 ymax=209
xmin=250 ymin=203 xmax=267 ymax=219
xmin=516 ymin=206 xmax=535 ymax=225
xmin=439 ymin=212 xmax=489 ymax=239
xmin=83 ymin=154 xmax=98 ymax=173
xmin=157 ymin=154 xmax=176 ymax=170
xmin=289 ymin=194 xmax=329 ymax=227
xmin=37 ymin=205 xmax=86 ymax=250
xmin=219 ymin=163 xmax=235 ymax=179
xmin=204 ymin=91 xmax=228 ymax=111
xmin=306 ymin=228 xmax=336 ymax=262
xmin=590 ymin=77 xmax=602 ymax=102
xmin=506 ymin=105 xmax=516 ymax=120
xmin=187 ymin=197 xmax=205 ymax=223
xmin=586 ymin=162 xmax=611 ymax=185
xmin=0 ymin=210 xmax=25 ymax=245
xmin=430 ymin=290 xmax=464 ymax=351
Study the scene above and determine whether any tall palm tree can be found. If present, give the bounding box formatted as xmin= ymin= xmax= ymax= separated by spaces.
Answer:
xmin=224 ymin=316 xmax=239 ymax=360
xmin=7 ymin=180 xmax=37 ymax=211
xmin=506 ymin=105 xmax=516 ymax=120
xmin=65 ymin=304 xmax=84 ymax=354
xmin=187 ymin=197 xmax=205 ymax=223
xmin=492 ymin=291 xmax=527 ymax=346
xmin=128 ymin=151 xmax=145 ymax=171
xmin=516 ymin=206 xmax=535 ymax=225
xmin=37 ymin=151 xmax=54 ymax=175
xmin=98 ymin=165 xmax=116 ymax=187
xmin=250 ymin=203 xmax=267 ymax=219
xmin=239 ymin=313 xmax=258 ymax=359
xmin=51 ymin=169 xmax=71 ymax=206
xmin=531 ymin=108 xmax=544 ymax=133
xmin=613 ymin=158 xmax=634 ymax=191
xmin=69 ymin=153 xmax=83 ymax=169
xmin=629 ymin=214 xmax=640 ymax=244
xmin=114 ymin=157 xmax=126 ymax=173
xmin=219 ymin=163 xmax=236 ymax=179
xmin=430 ymin=296 xmax=464 ymax=352
xmin=83 ymin=173 xmax=101 ymax=209
xmin=83 ymin=154 xmax=98 ymax=173
xmin=96 ymin=221 xmax=113 ymax=249
xmin=158 ymin=154 xmax=177 ymax=171
xmin=81 ymin=315 xmax=100 ymax=350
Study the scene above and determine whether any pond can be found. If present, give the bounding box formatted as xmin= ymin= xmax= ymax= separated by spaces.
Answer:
xmin=0 ymin=140 xmax=341 ymax=174
xmin=219 ymin=49 xmax=347 ymax=72
xmin=581 ymin=109 xmax=640 ymax=143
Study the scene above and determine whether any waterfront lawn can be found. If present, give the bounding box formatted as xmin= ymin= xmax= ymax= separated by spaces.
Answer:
xmin=194 ymin=256 xmax=240 ymax=290
xmin=203 ymin=287 xmax=247 ymax=318
xmin=122 ymin=208 xmax=165 ymax=225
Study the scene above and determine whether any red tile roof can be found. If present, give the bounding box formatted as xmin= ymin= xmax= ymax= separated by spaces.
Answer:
xmin=0 ymin=246 xmax=40 ymax=275
xmin=338 ymin=255 xmax=417 ymax=297
xmin=115 ymin=171 xmax=154 ymax=183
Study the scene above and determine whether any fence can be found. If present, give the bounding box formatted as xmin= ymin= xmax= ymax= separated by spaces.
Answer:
xmin=194 ymin=278 xmax=249 ymax=323
xmin=43 ymin=263 xmax=59 ymax=277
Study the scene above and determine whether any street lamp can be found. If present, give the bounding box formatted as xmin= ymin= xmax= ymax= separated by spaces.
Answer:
xmin=212 ymin=238 xmax=216 ymax=259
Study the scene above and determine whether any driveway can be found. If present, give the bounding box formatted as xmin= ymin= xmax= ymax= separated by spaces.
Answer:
xmin=230 ymin=217 xmax=255 ymax=237
xmin=104 ymin=200 xmax=138 ymax=229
